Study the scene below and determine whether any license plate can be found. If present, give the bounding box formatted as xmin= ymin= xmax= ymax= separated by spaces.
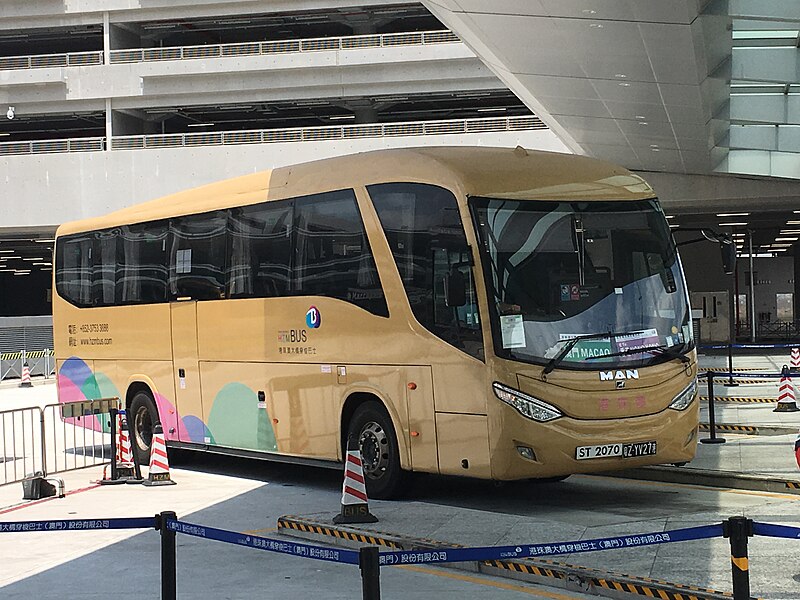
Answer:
xmin=576 ymin=441 xmax=657 ymax=461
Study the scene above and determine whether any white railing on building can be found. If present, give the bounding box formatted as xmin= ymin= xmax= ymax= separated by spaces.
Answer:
xmin=110 ymin=116 xmax=547 ymax=151
xmin=108 ymin=30 xmax=460 ymax=64
xmin=0 ymin=51 xmax=103 ymax=71
xmin=0 ymin=116 xmax=546 ymax=157
xmin=0 ymin=31 xmax=459 ymax=72
xmin=0 ymin=137 xmax=105 ymax=156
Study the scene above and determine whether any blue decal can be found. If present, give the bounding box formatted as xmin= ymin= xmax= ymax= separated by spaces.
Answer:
xmin=306 ymin=306 xmax=321 ymax=329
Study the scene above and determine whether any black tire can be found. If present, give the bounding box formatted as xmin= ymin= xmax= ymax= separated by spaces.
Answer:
xmin=347 ymin=402 xmax=406 ymax=500
xmin=129 ymin=390 xmax=159 ymax=466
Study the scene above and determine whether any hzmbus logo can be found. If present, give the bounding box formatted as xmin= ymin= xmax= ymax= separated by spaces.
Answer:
xmin=306 ymin=306 xmax=321 ymax=329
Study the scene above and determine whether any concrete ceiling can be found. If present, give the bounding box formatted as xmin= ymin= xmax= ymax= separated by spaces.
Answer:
xmin=423 ymin=0 xmax=732 ymax=174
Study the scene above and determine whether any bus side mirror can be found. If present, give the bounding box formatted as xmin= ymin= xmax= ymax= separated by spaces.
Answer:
xmin=445 ymin=270 xmax=467 ymax=307
xmin=720 ymin=241 xmax=736 ymax=275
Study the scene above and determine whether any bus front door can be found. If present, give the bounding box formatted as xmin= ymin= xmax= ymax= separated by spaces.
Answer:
xmin=170 ymin=301 xmax=204 ymax=442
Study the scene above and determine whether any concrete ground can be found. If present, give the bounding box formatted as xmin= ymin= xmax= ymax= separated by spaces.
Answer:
xmin=0 ymin=361 xmax=799 ymax=599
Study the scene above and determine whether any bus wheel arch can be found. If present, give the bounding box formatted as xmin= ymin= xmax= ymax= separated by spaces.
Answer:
xmin=341 ymin=393 xmax=407 ymax=500
xmin=126 ymin=383 xmax=160 ymax=466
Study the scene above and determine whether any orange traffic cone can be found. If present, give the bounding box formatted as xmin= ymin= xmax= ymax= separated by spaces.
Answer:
xmin=143 ymin=423 xmax=176 ymax=486
xmin=333 ymin=437 xmax=377 ymax=524
xmin=775 ymin=365 xmax=800 ymax=413
xmin=19 ymin=363 xmax=32 ymax=388
xmin=792 ymin=348 xmax=800 ymax=371
xmin=100 ymin=411 xmax=133 ymax=485
xmin=117 ymin=412 xmax=139 ymax=481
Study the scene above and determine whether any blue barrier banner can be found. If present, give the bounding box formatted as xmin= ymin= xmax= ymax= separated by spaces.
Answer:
xmin=378 ymin=523 xmax=723 ymax=566
xmin=0 ymin=517 xmax=155 ymax=533
xmin=753 ymin=522 xmax=800 ymax=539
xmin=698 ymin=372 xmax=781 ymax=378
xmin=700 ymin=343 xmax=797 ymax=350
xmin=167 ymin=519 xmax=359 ymax=565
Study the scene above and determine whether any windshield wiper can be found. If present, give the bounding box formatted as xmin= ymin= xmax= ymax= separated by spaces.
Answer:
xmin=584 ymin=343 xmax=689 ymax=364
xmin=543 ymin=330 xmax=636 ymax=375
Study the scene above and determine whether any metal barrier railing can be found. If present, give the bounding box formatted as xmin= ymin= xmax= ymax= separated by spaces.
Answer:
xmin=0 ymin=406 xmax=43 ymax=488
xmin=0 ymin=30 xmax=459 ymax=73
xmin=0 ymin=349 xmax=56 ymax=382
xmin=0 ymin=398 xmax=117 ymax=487
xmin=0 ymin=115 xmax=546 ymax=157
xmin=111 ymin=115 xmax=546 ymax=151
xmin=108 ymin=30 xmax=460 ymax=64
xmin=0 ymin=51 xmax=103 ymax=71
xmin=0 ymin=137 xmax=105 ymax=157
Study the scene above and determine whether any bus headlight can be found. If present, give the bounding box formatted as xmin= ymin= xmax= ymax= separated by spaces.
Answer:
xmin=669 ymin=380 xmax=697 ymax=411
xmin=492 ymin=382 xmax=563 ymax=422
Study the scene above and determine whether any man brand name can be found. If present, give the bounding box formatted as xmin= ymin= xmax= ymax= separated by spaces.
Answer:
xmin=600 ymin=369 xmax=639 ymax=381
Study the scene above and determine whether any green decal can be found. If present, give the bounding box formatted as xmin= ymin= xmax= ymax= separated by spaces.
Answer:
xmin=565 ymin=340 xmax=613 ymax=362
xmin=208 ymin=383 xmax=277 ymax=451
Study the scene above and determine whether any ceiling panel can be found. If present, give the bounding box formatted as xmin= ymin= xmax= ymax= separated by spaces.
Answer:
xmin=424 ymin=0 xmax=732 ymax=174
xmin=534 ymin=96 xmax=612 ymax=118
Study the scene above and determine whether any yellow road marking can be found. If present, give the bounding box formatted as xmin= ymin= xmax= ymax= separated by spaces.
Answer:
xmin=242 ymin=527 xmax=278 ymax=534
xmin=397 ymin=564 xmax=584 ymax=599
xmin=581 ymin=474 xmax=800 ymax=501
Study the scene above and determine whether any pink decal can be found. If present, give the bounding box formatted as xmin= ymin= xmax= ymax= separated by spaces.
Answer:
xmin=153 ymin=392 xmax=191 ymax=442
xmin=56 ymin=375 xmax=104 ymax=432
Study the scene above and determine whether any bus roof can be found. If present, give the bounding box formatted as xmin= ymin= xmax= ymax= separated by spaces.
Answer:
xmin=57 ymin=147 xmax=656 ymax=235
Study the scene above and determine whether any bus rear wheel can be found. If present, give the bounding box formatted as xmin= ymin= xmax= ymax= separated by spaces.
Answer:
xmin=347 ymin=402 xmax=405 ymax=500
xmin=129 ymin=391 xmax=159 ymax=466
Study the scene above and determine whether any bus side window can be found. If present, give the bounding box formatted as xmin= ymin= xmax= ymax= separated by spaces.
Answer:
xmin=293 ymin=190 xmax=388 ymax=317
xmin=55 ymin=234 xmax=93 ymax=308
xmin=369 ymin=183 xmax=484 ymax=360
xmin=117 ymin=222 xmax=168 ymax=304
xmin=168 ymin=211 xmax=227 ymax=301
xmin=92 ymin=229 xmax=119 ymax=307
xmin=227 ymin=202 xmax=292 ymax=299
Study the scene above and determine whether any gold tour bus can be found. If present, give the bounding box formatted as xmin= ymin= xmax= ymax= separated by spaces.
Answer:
xmin=53 ymin=147 xmax=700 ymax=498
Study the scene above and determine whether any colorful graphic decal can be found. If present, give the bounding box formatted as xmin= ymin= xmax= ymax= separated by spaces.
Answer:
xmin=207 ymin=383 xmax=278 ymax=451
xmin=306 ymin=306 xmax=321 ymax=329
xmin=58 ymin=357 xmax=278 ymax=451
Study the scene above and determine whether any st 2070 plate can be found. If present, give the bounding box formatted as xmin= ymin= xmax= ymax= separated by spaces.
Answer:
xmin=576 ymin=440 xmax=657 ymax=461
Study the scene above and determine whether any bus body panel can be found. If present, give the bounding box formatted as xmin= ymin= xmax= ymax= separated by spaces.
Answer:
xmin=170 ymin=301 xmax=204 ymax=442
xmin=487 ymin=396 xmax=699 ymax=480
xmin=404 ymin=366 xmax=438 ymax=473
xmin=515 ymin=360 xmax=698 ymax=420
xmin=435 ymin=413 xmax=491 ymax=478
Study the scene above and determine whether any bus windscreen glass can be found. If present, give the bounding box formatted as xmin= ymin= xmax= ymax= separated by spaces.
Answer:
xmin=471 ymin=198 xmax=691 ymax=368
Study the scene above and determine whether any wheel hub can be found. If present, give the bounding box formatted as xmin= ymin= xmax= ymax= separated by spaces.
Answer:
xmin=358 ymin=421 xmax=388 ymax=478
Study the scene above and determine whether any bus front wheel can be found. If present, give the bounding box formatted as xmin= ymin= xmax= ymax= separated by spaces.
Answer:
xmin=347 ymin=402 xmax=405 ymax=500
xmin=129 ymin=391 xmax=159 ymax=466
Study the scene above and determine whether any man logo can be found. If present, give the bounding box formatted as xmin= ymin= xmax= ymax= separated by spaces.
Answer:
xmin=600 ymin=369 xmax=639 ymax=381
xmin=616 ymin=380 xmax=625 ymax=389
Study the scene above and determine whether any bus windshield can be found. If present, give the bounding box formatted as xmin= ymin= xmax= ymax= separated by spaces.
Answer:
xmin=471 ymin=197 xmax=691 ymax=369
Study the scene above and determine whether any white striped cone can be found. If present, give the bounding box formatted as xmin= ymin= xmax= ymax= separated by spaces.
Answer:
xmin=19 ymin=364 xmax=32 ymax=388
xmin=775 ymin=368 xmax=800 ymax=413
xmin=117 ymin=414 xmax=136 ymax=478
xmin=114 ymin=413 xmax=123 ymax=465
xmin=143 ymin=424 xmax=176 ymax=486
xmin=791 ymin=348 xmax=800 ymax=370
xmin=333 ymin=442 xmax=377 ymax=524
xmin=100 ymin=412 xmax=134 ymax=484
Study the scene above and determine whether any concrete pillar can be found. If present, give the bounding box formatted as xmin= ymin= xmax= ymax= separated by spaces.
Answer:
xmin=793 ymin=243 xmax=800 ymax=322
